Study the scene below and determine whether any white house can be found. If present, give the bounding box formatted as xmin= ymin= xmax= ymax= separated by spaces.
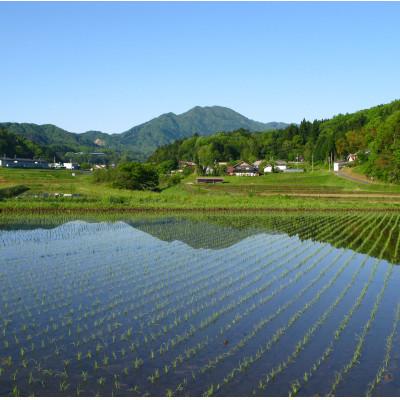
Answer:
xmin=232 ymin=161 xmax=259 ymax=176
xmin=63 ymin=162 xmax=80 ymax=170
xmin=49 ymin=162 xmax=63 ymax=169
xmin=347 ymin=153 xmax=357 ymax=163
xmin=275 ymin=161 xmax=287 ymax=171
xmin=264 ymin=165 xmax=273 ymax=173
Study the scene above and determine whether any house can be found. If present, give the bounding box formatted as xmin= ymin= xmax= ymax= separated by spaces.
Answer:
xmin=275 ymin=160 xmax=287 ymax=171
xmin=49 ymin=162 xmax=64 ymax=169
xmin=333 ymin=161 xmax=347 ymax=172
xmin=347 ymin=153 xmax=357 ymax=163
xmin=196 ymin=177 xmax=224 ymax=184
xmin=232 ymin=161 xmax=259 ymax=176
xmin=264 ymin=164 xmax=273 ymax=173
xmin=63 ymin=162 xmax=80 ymax=170
xmin=0 ymin=157 xmax=49 ymax=169
xmin=179 ymin=161 xmax=197 ymax=169
xmin=252 ymin=160 xmax=264 ymax=170
xmin=226 ymin=166 xmax=235 ymax=175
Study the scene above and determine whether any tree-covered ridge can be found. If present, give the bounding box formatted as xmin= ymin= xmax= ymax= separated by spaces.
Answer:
xmin=148 ymin=99 xmax=400 ymax=182
xmin=119 ymin=106 xmax=287 ymax=154
xmin=0 ymin=128 xmax=49 ymax=159
xmin=0 ymin=106 xmax=287 ymax=160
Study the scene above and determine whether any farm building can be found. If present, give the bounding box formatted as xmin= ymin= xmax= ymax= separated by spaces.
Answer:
xmin=232 ymin=161 xmax=259 ymax=176
xmin=0 ymin=157 xmax=50 ymax=169
xmin=48 ymin=162 xmax=63 ymax=169
xmin=264 ymin=161 xmax=290 ymax=173
xmin=63 ymin=162 xmax=80 ymax=170
xmin=334 ymin=161 xmax=347 ymax=172
xmin=275 ymin=160 xmax=287 ymax=171
xmin=179 ymin=161 xmax=197 ymax=169
xmin=284 ymin=168 xmax=304 ymax=173
xmin=347 ymin=153 xmax=357 ymax=163
xmin=196 ymin=177 xmax=224 ymax=184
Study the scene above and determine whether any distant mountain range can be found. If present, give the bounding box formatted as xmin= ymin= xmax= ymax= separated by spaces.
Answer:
xmin=0 ymin=106 xmax=288 ymax=160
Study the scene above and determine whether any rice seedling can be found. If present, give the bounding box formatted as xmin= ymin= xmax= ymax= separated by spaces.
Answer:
xmin=366 ymin=303 xmax=400 ymax=396
xmin=1 ymin=213 xmax=399 ymax=396
xmin=327 ymin=262 xmax=395 ymax=396
xmin=281 ymin=215 xmax=397 ymax=396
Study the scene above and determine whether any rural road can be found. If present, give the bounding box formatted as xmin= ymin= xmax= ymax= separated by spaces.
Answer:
xmin=336 ymin=169 xmax=372 ymax=184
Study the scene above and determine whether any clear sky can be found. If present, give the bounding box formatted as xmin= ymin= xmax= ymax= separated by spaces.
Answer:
xmin=1 ymin=1 xmax=400 ymax=133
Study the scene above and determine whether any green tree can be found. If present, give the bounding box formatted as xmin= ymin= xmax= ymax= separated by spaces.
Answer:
xmin=112 ymin=162 xmax=159 ymax=190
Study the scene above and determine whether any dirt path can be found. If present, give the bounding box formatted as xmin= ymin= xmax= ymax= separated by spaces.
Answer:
xmin=336 ymin=168 xmax=373 ymax=185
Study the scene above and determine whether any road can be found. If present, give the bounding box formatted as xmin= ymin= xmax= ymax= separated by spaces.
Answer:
xmin=336 ymin=169 xmax=372 ymax=185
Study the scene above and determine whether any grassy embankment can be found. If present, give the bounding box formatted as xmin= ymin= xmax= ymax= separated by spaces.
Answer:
xmin=2 ymin=167 xmax=400 ymax=215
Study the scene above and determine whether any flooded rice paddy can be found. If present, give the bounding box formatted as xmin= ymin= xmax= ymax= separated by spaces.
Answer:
xmin=0 ymin=213 xmax=400 ymax=396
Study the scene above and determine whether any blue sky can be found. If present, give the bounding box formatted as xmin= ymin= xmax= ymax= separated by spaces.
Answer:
xmin=1 ymin=2 xmax=400 ymax=133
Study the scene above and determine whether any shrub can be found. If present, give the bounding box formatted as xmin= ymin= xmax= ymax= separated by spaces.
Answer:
xmin=92 ymin=162 xmax=159 ymax=191
xmin=0 ymin=185 xmax=29 ymax=200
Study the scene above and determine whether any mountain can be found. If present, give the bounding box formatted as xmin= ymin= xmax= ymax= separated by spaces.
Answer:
xmin=118 ymin=106 xmax=287 ymax=155
xmin=0 ymin=106 xmax=287 ymax=160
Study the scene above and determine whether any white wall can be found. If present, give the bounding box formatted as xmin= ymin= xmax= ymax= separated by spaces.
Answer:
xmin=334 ymin=162 xmax=340 ymax=172
xmin=264 ymin=166 xmax=273 ymax=173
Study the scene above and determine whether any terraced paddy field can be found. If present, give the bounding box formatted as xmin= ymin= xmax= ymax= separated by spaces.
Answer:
xmin=1 ymin=213 xmax=400 ymax=396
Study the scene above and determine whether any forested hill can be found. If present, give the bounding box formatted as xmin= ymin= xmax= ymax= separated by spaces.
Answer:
xmin=149 ymin=99 xmax=400 ymax=183
xmin=0 ymin=106 xmax=286 ymax=160
xmin=0 ymin=128 xmax=51 ymax=160
xmin=118 ymin=106 xmax=287 ymax=155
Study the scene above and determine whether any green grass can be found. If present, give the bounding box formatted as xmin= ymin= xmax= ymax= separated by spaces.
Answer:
xmin=2 ymin=167 xmax=400 ymax=213
xmin=185 ymin=170 xmax=400 ymax=193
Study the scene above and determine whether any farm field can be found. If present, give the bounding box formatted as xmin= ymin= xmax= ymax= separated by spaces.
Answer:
xmin=1 ymin=213 xmax=400 ymax=396
xmin=3 ymin=168 xmax=400 ymax=211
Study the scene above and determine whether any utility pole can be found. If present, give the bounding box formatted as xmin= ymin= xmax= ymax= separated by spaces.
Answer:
xmin=312 ymin=153 xmax=314 ymax=173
